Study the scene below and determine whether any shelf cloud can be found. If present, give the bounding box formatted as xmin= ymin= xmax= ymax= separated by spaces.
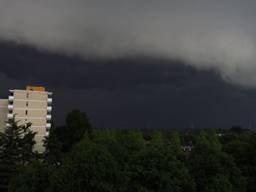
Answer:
xmin=1 ymin=0 xmax=256 ymax=87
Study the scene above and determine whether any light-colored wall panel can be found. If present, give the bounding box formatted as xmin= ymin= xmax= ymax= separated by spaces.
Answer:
xmin=29 ymin=119 xmax=47 ymax=127
xmin=29 ymin=92 xmax=48 ymax=100
xmin=11 ymin=89 xmax=51 ymax=153
xmin=14 ymin=91 xmax=27 ymax=99
xmin=13 ymin=100 xmax=27 ymax=108
xmin=32 ymin=127 xmax=47 ymax=135
xmin=13 ymin=109 xmax=26 ymax=117
xmin=27 ymin=110 xmax=47 ymax=117
xmin=0 ymin=99 xmax=8 ymax=132
xmin=28 ymin=101 xmax=47 ymax=108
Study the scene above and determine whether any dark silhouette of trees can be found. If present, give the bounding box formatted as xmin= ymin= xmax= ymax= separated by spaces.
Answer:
xmin=47 ymin=110 xmax=92 ymax=153
xmin=189 ymin=130 xmax=246 ymax=192
xmin=4 ymin=111 xmax=256 ymax=192
xmin=49 ymin=139 xmax=122 ymax=192
xmin=9 ymin=161 xmax=50 ymax=192
xmin=43 ymin=110 xmax=92 ymax=167
xmin=0 ymin=118 xmax=36 ymax=191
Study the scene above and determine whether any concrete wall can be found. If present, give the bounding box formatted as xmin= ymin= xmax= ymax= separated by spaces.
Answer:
xmin=9 ymin=90 xmax=52 ymax=153
xmin=0 ymin=99 xmax=8 ymax=132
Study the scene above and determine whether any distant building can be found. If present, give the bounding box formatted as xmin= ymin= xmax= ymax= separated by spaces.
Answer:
xmin=0 ymin=99 xmax=8 ymax=132
xmin=182 ymin=141 xmax=194 ymax=152
xmin=182 ymin=145 xmax=194 ymax=152
xmin=0 ymin=86 xmax=53 ymax=153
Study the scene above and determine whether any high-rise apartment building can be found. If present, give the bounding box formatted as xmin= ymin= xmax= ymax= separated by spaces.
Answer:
xmin=0 ymin=99 xmax=8 ymax=133
xmin=0 ymin=86 xmax=52 ymax=153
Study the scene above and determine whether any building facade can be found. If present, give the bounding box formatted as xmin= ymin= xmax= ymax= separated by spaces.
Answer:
xmin=1 ymin=86 xmax=52 ymax=153
xmin=0 ymin=99 xmax=8 ymax=133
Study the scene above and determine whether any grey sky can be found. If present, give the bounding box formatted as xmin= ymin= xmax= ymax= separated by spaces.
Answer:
xmin=0 ymin=0 xmax=256 ymax=87
xmin=1 ymin=40 xmax=256 ymax=128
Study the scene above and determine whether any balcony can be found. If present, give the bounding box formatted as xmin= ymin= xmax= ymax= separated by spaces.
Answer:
xmin=46 ymin=115 xmax=52 ymax=121
xmin=46 ymin=123 xmax=51 ymax=129
xmin=45 ymin=131 xmax=50 ymax=137
xmin=47 ymin=98 xmax=53 ymax=104
xmin=8 ymin=96 xmax=14 ymax=101
xmin=47 ymin=106 xmax=52 ymax=112
xmin=8 ymin=105 xmax=13 ymax=110
xmin=7 ymin=114 xmax=14 ymax=119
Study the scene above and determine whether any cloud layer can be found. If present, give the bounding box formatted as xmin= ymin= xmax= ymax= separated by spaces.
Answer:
xmin=1 ymin=0 xmax=256 ymax=87
xmin=1 ymin=40 xmax=256 ymax=128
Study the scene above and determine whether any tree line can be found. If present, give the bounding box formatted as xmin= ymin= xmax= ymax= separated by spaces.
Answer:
xmin=0 ymin=110 xmax=256 ymax=192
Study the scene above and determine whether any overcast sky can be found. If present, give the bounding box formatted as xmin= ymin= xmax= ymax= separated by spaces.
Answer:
xmin=1 ymin=0 xmax=256 ymax=87
xmin=0 ymin=1 xmax=256 ymax=128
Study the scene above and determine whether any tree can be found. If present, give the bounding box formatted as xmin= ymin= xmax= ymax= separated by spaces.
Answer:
xmin=128 ymin=138 xmax=195 ymax=192
xmin=222 ymin=131 xmax=256 ymax=192
xmin=49 ymin=139 xmax=123 ymax=192
xmin=168 ymin=131 xmax=182 ymax=155
xmin=59 ymin=110 xmax=92 ymax=152
xmin=9 ymin=161 xmax=50 ymax=192
xmin=0 ymin=118 xmax=36 ymax=191
xmin=150 ymin=130 xmax=164 ymax=146
xmin=117 ymin=129 xmax=145 ymax=153
xmin=189 ymin=130 xmax=246 ymax=192
xmin=43 ymin=126 xmax=63 ymax=166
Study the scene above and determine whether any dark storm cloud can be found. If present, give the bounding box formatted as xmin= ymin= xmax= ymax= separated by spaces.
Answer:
xmin=0 ymin=0 xmax=256 ymax=87
xmin=2 ymin=41 xmax=256 ymax=128
xmin=0 ymin=41 xmax=206 ymax=91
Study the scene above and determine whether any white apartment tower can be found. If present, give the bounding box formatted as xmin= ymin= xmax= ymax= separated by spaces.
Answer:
xmin=0 ymin=99 xmax=8 ymax=133
xmin=6 ymin=86 xmax=52 ymax=153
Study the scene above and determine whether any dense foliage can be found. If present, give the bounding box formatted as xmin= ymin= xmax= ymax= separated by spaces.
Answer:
xmin=1 ymin=111 xmax=256 ymax=192
xmin=0 ymin=118 xmax=37 ymax=191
